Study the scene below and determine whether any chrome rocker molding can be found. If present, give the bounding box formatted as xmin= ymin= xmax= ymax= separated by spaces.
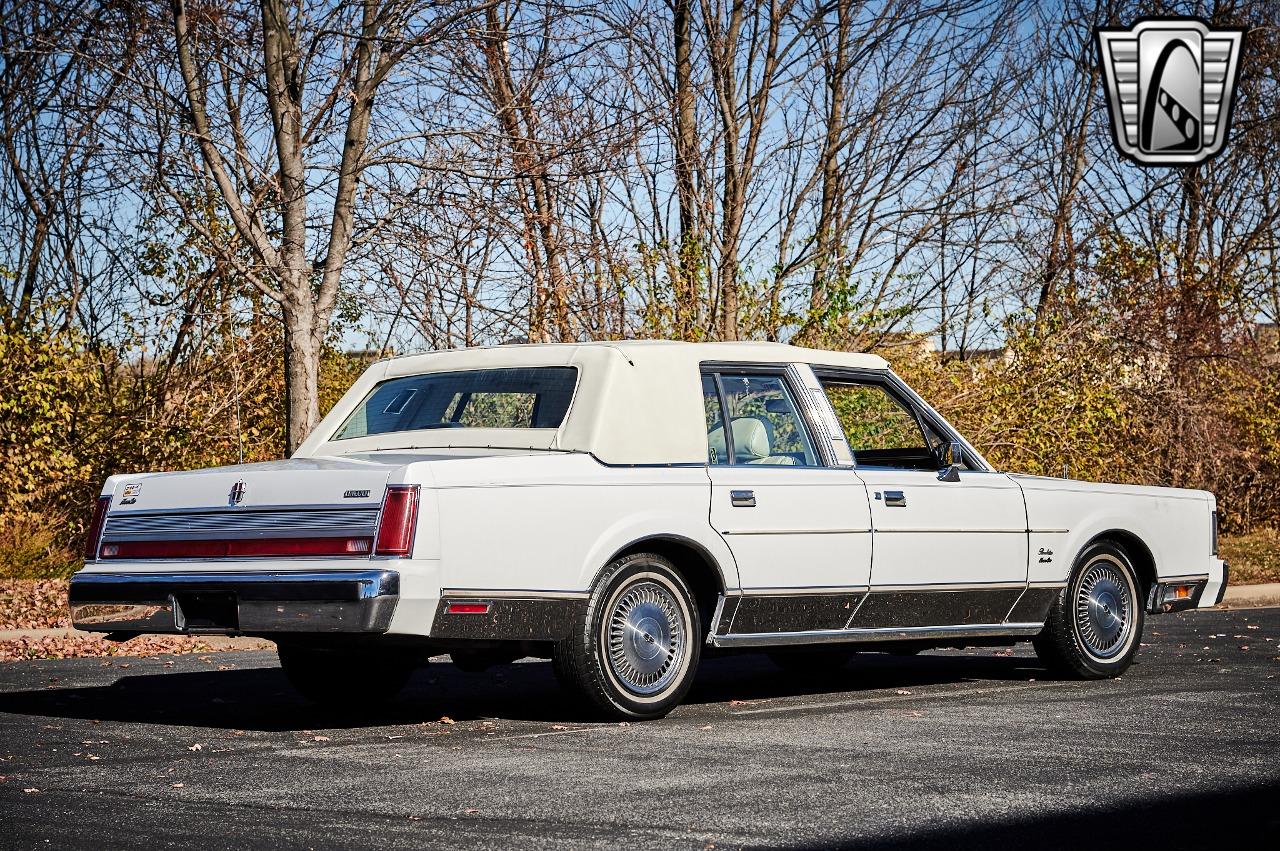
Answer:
xmin=69 ymin=570 xmax=399 ymax=635
xmin=709 ymin=622 xmax=1045 ymax=648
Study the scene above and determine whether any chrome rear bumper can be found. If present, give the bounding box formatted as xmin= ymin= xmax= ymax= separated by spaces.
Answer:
xmin=69 ymin=570 xmax=399 ymax=635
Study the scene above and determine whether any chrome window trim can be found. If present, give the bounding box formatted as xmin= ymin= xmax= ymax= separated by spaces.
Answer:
xmin=785 ymin=363 xmax=842 ymax=468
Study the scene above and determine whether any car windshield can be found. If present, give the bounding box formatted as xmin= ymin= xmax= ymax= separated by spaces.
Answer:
xmin=333 ymin=367 xmax=578 ymax=440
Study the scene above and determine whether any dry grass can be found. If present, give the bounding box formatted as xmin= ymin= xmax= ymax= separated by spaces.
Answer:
xmin=1220 ymin=529 xmax=1280 ymax=586
xmin=0 ymin=579 xmax=70 ymax=630
xmin=0 ymin=512 xmax=81 ymax=580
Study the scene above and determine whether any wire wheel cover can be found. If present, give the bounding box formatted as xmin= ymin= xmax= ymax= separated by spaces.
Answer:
xmin=606 ymin=580 xmax=686 ymax=695
xmin=1075 ymin=560 xmax=1133 ymax=659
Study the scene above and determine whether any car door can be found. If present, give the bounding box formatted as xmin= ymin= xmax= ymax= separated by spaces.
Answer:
xmin=702 ymin=368 xmax=872 ymax=636
xmin=815 ymin=371 xmax=1029 ymax=629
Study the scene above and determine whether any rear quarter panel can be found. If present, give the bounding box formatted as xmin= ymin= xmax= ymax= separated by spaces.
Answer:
xmin=1015 ymin=475 xmax=1214 ymax=584
xmin=427 ymin=454 xmax=736 ymax=594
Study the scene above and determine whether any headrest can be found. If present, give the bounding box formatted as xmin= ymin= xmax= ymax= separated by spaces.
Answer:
xmin=707 ymin=417 xmax=771 ymax=462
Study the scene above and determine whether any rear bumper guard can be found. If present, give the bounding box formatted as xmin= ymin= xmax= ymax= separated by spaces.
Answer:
xmin=69 ymin=570 xmax=399 ymax=636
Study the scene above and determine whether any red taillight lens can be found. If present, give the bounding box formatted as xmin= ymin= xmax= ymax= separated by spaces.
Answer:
xmin=84 ymin=496 xmax=110 ymax=559
xmin=374 ymin=485 xmax=419 ymax=557
xmin=98 ymin=537 xmax=373 ymax=559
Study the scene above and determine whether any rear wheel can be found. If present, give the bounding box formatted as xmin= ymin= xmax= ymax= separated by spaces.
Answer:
xmin=554 ymin=553 xmax=701 ymax=720
xmin=277 ymin=644 xmax=419 ymax=707
xmin=1034 ymin=541 xmax=1144 ymax=678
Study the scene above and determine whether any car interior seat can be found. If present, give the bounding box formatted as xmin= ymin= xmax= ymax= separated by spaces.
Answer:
xmin=707 ymin=417 xmax=798 ymax=465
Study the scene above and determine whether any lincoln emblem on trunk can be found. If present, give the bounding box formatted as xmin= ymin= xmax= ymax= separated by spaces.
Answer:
xmin=1095 ymin=17 xmax=1245 ymax=166
xmin=229 ymin=480 xmax=246 ymax=506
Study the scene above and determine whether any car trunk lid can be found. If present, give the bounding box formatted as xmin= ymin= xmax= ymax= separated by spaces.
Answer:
xmin=94 ymin=457 xmax=401 ymax=561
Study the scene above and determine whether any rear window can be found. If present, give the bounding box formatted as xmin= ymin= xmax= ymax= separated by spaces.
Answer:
xmin=333 ymin=367 xmax=578 ymax=440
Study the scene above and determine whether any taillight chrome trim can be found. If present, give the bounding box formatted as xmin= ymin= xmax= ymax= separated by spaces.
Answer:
xmin=84 ymin=496 xmax=111 ymax=561
xmin=374 ymin=485 xmax=420 ymax=557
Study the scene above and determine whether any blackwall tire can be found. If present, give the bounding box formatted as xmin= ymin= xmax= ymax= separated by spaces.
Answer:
xmin=553 ymin=553 xmax=701 ymax=720
xmin=1034 ymin=541 xmax=1145 ymax=679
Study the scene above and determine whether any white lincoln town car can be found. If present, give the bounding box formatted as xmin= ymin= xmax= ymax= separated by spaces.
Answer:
xmin=71 ymin=341 xmax=1227 ymax=719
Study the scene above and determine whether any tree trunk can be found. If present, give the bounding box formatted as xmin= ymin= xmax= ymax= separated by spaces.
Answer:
xmin=810 ymin=0 xmax=850 ymax=323
xmin=479 ymin=5 xmax=571 ymax=343
xmin=1036 ymin=61 xmax=1096 ymax=319
xmin=283 ymin=299 xmax=321 ymax=454
xmin=673 ymin=0 xmax=701 ymax=338
xmin=170 ymin=0 xmax=411 ymax=455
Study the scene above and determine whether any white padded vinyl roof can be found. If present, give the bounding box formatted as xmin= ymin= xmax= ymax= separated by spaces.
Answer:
xmin=297 ymin=341 xmax=889 ymax=465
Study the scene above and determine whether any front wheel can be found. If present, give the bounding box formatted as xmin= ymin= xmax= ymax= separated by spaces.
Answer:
xmin=554 ymin=553 xmax=701 ymax=720
xmin=277 ymin=644 xmax=419 ymax=707
xmin=1034 ymin=541 xmax=1145 ymax=678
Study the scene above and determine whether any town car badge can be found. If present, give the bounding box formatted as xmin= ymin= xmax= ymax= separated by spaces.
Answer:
xmin=1095 ymin=17 xmax=1245 ymax=166
xmin=229 ymin=480 xmax=247 ymax=505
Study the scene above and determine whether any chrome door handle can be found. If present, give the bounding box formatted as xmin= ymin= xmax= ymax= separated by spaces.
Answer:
xmin=884 ymin=490 xmax=906 ymax=507
xmin=730 ymin=490 xmax=756 ymax=508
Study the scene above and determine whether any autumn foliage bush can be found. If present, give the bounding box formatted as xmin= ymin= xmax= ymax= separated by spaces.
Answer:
xmin=1 ymin=246 xmax=1276 ymax=579
xmin=0 ymin=323 xmax=364 ymax=578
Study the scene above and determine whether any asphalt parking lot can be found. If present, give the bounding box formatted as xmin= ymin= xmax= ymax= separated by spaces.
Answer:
xmin=0 ymin=607 xmax=1276 ymax=850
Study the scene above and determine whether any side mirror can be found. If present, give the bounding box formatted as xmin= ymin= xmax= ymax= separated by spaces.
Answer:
xmin=936 ymin=441 xmax=963 ymax=482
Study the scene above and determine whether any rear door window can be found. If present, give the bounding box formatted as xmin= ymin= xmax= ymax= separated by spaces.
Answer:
xmin=703 ymin=372 xmax=819 ymax=466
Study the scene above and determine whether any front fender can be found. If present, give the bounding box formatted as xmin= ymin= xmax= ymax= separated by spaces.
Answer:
xmin=1017 ymin=477 xmax=1213 ymax=584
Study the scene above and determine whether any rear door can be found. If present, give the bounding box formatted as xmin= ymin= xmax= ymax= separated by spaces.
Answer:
xmin=816 ymin=372 xmax=1028 ymax=628
xmin=703 ymin=368 xmax=872 ymax=635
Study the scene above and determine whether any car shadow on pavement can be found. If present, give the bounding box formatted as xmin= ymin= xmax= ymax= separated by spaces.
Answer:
xmin=812 ymin=781 xmax=1280 ymax=849
xmin=0 ymin=650 xmax=1050 ymax=731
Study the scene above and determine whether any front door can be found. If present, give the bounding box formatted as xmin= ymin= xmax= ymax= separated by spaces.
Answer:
xmin=817 ymin=374 xmax=1028 ymax=629
xmin=702 ymin=371 xmax=872 ymax=635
